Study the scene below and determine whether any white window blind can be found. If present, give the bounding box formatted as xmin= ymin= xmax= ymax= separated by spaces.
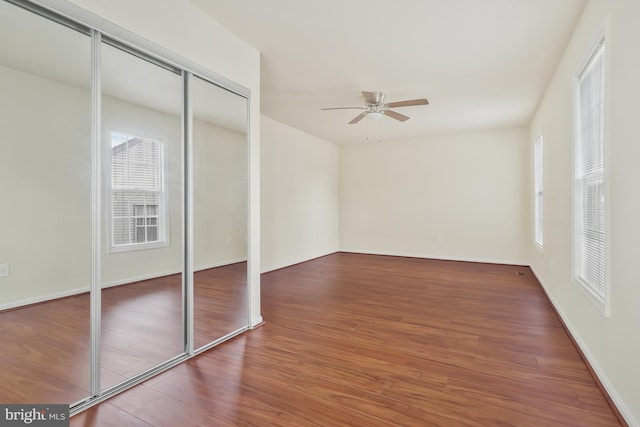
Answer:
xmin=111 ymin=131 xmax=165 ymax=249
xmin=534 ymin=133 xmax=543 ymax=247
xmin=574 ymin=39 xmax=606 ymax=307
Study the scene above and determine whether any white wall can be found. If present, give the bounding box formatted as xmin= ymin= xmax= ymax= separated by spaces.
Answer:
xmin=260 ymin=116 xmax=339 ymax=272
xmin=193 ymin=121 xmax=248 ymax=269
xmin=529 ymin=0 xmax=640 ymax=424
xmin=101 ymin=96 xmax=184 ymax=286
xmin=340 ymin=128 xmax=530 ymax=265
xmin=102 ymin=97 xmax=248 ymax=286
xmin=0 ymin=66 xmax=92 ymax=306
xmin=0 ymin=66 xmax=249 ymax=306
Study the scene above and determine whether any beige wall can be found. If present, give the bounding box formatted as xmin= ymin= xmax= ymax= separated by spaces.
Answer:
xmin=260 ymin=116 xmax=339 ymax=272
xmin=529 ymin=0 xmax=640 ymax=423
xmin=340 ymin=128 xmax=530 ymax=265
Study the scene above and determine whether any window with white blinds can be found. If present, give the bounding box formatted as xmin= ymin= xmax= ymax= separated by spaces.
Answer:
xmin=534 ymin=133 xmax=543 ymax=248
xmin=574 ymin=36 xmax=606 ymax=311
xmin=110 ymin=131 xmax=166 ymax=251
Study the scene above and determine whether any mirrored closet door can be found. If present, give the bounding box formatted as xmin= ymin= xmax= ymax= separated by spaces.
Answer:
xmin=191 ymin=76 xmax=249 ymax=350
xmin=0 ymin=0 xmax=92 ymax=405
xmin=99 ymin=42 xmax=185 ymax=391
xmin=0 ymin=0 xmax=252 ymax=412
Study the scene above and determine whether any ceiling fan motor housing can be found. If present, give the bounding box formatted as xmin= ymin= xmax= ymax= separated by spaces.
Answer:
xmin=367 ymin=91 xmax=385 ymax=106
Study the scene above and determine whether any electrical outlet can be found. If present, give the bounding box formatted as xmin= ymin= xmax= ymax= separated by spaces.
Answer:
xmin=437 ymin=234 xmax=444 ymax=243
xmin=0 ymin=263 xmax=9 ymax=277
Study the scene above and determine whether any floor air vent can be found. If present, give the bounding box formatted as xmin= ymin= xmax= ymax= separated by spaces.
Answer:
xmin=516 ymin=271 xmax=527 ymax=277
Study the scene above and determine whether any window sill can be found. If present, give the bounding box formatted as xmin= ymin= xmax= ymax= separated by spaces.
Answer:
xmin=109 ymin=240 xmax=169 ymax=254
xmin=574 ymin=277 xmax=610 ymax=317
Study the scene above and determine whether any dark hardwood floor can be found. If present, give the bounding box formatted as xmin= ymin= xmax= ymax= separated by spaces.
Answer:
xmin=73 ymin=253 xmax=621 ymax=426
xmin=2 ymin=253 xmax=622 ymax=425
xmin=0 ymin=263 xmax=247 ymax=404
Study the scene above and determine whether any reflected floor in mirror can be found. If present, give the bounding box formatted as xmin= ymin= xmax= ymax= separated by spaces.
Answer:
xmin=0 ymin=262 xmax=247 ymax=405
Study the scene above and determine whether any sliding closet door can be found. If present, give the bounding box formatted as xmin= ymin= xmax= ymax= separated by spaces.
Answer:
xmin=0 ymin=0 xmax=253 ymax=409
xmin=100 ymin=42 xmax=185 ymax=390
xmin=0 ymin=1 xmax=92 ymax=404
xmin=191 ymin=76 xmax=249 ymax=349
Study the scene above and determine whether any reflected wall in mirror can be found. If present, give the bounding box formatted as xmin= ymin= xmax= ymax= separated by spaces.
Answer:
xmin=192 ymin=76 xmax=249 ymax=349
xmin=0 ymin=1 xmax=92 ymax=404
xmin=100 ymin=42 xmax=184 ymax=390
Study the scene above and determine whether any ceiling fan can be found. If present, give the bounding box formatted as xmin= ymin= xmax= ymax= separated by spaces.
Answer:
xmin=321 ymin=91 xmax=429 ymax=124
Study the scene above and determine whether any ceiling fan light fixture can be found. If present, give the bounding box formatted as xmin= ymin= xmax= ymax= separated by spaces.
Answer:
xmin=367 ymin=111 xmax=383 ymax=121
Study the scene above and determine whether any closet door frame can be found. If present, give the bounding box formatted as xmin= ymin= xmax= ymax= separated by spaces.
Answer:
xmin=4 ymin=0 xmax=254 ymax=415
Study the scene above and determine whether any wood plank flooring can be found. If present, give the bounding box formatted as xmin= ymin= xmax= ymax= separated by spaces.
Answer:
xmin=69 ymin=253 xmax=622 ymax=426
xmin=0 ymin=263 xmax=247 ymax=405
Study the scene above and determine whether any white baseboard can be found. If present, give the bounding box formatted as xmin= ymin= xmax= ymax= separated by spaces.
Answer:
xmin=1 ymin=259 xmax=249 ymax=310
xmin=530 ymin=266 xmax=638 ymax=427
xmin=194 ymin=258 xmax=247 ymax=272
xmin=0 ymin=286 xmax=90 ymax=311
xmin=102 ymin=268 xmax=182 ymax=289
xmin=339 ymin=248 xmax=528 ymax=266
xmin=250 ymin=315 xmax=264 ymax=328
xmin=102 ymin=258 xmax=248 ymax=289
xmin=261 ymin=250 xmax=338 ymax=273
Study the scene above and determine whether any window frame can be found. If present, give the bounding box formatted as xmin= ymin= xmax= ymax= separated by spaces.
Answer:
xmin=108 ymin=130 xmax=170 ymax=253
xmin=534 ymin=132 xmax=544 ymax=250
xmin=133 ymin=204 xmax=160 ymax=243
xmin=572 ymin=28 xmax=610 ymax=316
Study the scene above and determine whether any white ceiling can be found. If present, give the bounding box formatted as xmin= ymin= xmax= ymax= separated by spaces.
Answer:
xmin=0 ymin=0 xmax=247 ymax=134
xmin=193 ymin=0 xmax=586 ymax=144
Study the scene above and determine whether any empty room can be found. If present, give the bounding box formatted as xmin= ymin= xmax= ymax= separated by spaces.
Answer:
xmin=1 ymin=0 xmax=639 ymax=426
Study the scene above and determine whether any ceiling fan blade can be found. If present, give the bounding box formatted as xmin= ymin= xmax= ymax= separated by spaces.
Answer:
xmin=321 ymin=106 xmax=367 ymax=111
xmin=349 ymin=112 xmax=368 ymax=124
xmin=383 ymin=110 xmax=410 ymax=122
xmin=362 ymin=91 xmax=378 ymax=104
xmin=386 ymin=98 xmax=429 ymax=108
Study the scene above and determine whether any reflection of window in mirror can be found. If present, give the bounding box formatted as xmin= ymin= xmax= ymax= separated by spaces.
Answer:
xmin=110 ymin=131 xmax=168 ymax=252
